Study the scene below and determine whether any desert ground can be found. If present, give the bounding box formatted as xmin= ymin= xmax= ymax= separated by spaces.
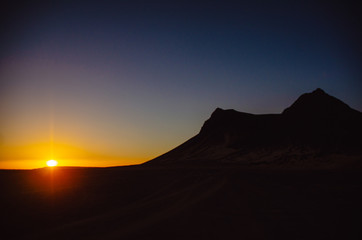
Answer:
xmin=1 ymin=165 xmax=361 ymax=239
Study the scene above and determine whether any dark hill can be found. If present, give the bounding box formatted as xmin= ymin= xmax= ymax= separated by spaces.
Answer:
xmin=147 ymin=89 xmax=362 ymax=168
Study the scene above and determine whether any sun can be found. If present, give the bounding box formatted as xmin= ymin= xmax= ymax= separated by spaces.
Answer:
xmin=46 ymin=159 xmax=58 ymax=167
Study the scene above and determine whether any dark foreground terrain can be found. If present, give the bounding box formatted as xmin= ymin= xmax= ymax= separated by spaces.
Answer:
xmin=1 ymin=165 xmax=361 ymax=239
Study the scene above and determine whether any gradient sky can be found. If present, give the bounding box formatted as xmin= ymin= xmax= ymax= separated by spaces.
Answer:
xmin=1 ymin=0 xmax=361 ymax=168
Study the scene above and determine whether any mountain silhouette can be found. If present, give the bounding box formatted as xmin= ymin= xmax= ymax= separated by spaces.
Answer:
xmin=147 ymin=88 xmax=362 ymax=168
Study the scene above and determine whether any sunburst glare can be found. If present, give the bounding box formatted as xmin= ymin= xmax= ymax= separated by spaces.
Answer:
xmin=46 ymin=159 xmax=58 ymax=167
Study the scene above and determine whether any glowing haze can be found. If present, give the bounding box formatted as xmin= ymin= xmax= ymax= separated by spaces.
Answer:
xmin=1 ymin=1 xmax=361 ymax=169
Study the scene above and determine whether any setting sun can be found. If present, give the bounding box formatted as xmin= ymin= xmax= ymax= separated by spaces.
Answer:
xmin=46 ymin=160 xmax=58 ymax=167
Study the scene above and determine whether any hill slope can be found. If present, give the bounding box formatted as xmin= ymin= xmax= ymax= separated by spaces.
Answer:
xmin=147 ymin=89 xmax=362 ymax=168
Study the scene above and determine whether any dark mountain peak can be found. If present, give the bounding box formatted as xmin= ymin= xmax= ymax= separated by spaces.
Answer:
xmin=204 ymin=108 xmax=253 ymax=127
xmin=201 ymin=108 xmax=248 ymax=134
xmin=206 ymin=108 xmax=252 ymax=124
xmin=312 ymin=88 xmax=326 ymax=95
xmin=211 ymin=107 xmax=225 ymax=116
xmin=282 ymin=88 xmax=354 ymax=116
xmin=210 ymin=107 xmax=241 ymax=117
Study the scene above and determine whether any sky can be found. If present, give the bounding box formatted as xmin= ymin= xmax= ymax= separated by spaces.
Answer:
xmin=1 ymin=0 xmax=361 ymax=169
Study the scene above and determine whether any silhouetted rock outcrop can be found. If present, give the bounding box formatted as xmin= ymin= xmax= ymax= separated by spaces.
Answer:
xmin=147 ymin=89 xmax=362 ymax=168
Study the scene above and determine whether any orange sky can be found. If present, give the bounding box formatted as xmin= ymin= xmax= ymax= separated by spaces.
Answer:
xmin=0 ymin=142 xmax=149 ymax=169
